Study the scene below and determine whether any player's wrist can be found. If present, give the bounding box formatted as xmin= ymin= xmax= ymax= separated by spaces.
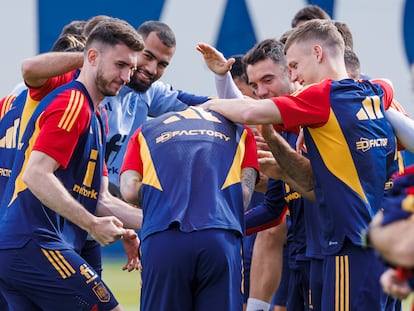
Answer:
xmin=361 ymin=224 xmax=375 ymax=248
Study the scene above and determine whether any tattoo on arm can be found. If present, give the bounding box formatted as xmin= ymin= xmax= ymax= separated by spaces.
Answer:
xmin=241 ymin=167 xmax=257 ymax=210
xmin=264 ymin=130 xmax=314 ymax=192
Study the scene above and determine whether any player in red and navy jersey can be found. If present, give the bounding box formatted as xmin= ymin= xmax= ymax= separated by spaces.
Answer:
xmin=120 ymin=106 xmax=259 ymax=311
xmin=0 ymin=35 xmax=84 ymax=311
xmin=0 ymin=31 xmax=116 ymax=282
xmin=202 ymin=19 xmax=399 ymax=310
xmin=197 ymin=39 xmax=312 ymax=311
xmin=0 ymin=18 xmax=144 ymax=311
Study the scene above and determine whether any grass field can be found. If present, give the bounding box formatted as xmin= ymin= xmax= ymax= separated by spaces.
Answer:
xmin=102 ymin=257 xmax=141 ymax=310
xmin=102 ymin=256 xmax=414 ymax=311
xmin=403 ymin=295 xmax=414 ymax=311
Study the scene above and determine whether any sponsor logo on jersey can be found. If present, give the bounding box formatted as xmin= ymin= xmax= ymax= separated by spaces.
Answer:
xmin=284 ymin=191 xmax=301 ymax=203
xmin=80 ymin=263 xmax=98 ymax=284
xmin=384 ymin=179 xmax=394 ymax=191
xmin=0 ymin=167 xmax=11 ymax=177
xmin=72 ymin=184 xmax=98 ymax=199
xmin=156 ymin=129 xmax=230 ymax=143
xmin=356 ymin=137 xmax=388 ymax=152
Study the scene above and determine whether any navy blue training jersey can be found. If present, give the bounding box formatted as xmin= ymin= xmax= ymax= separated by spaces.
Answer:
xmin=0 ymin=81 xmax=105 ymax=252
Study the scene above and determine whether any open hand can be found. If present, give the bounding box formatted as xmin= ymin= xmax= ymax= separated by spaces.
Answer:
xmin=196 ymin=42 xmax=235 ymax=75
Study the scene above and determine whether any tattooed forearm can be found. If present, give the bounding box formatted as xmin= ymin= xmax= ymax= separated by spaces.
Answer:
xmin=262 ymin=127 xmax=314 ymax=193
xmin=241 ymin=167 xmax=257 ymax=210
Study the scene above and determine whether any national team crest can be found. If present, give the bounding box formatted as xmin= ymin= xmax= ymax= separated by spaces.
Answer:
xmin=92 ymin=282 xmax=111 ymax=302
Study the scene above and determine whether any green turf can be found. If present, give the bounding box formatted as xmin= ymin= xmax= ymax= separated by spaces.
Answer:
xmin=101 ymin=257 xmax=414 ymax=311
xmin=404 ymin=294 xmax=413 ymax=311
xmin=102 ymin=258 xmax=141 ymax=310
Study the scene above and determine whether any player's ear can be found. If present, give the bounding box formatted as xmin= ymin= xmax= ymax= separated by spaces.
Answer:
xmin=313 ymin=45 xmax=323 ymax=63
xmin=87 ymin=48 xmax=99 ymax=65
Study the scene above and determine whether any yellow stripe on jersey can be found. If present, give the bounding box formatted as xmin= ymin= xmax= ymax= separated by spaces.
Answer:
xmin=222 ymin=129 xmax=246 ymax=189
xmin=41 ymin=248 xmax=76 ymax=279
xmin=335 ymin=255 xmax=349 ymax=311
xmin=397 ymin=150 xmax=405 ymax=174
xmin=8 ymin=115 xmax=42 ymax=206
xmin=58 ymin=90 xmax=84 ymax=132
xmin=139 ymin=132 xmax=162 ymax=191
xmin=82 ymin=149 xmax=98 ymax=187
xmin=19 ymin=94 xmax=39 ymax=143
xmin=308 ymin=109 xmax=368 ymax=203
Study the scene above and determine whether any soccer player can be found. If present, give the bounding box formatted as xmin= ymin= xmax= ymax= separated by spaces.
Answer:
xmin=119 ymin=105 xmax=258 ymax=310
xmin=2 ymin=18 xmax=210 ymax=273
xmin=201 ymin=19 xmax=398 ymax=310
xmin=0 ymin=18 xmax=144 ymax=310
xmin=0 ymin=24 xmax=111 ymax=279
xmin=0 ymin=26 xmax=88 ymax=311
xmin=197 ymin=39 xmax=310 ymax=311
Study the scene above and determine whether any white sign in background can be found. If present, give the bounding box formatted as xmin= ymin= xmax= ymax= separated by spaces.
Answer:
xmin=1 ymin=0 xmax=413 ymax=115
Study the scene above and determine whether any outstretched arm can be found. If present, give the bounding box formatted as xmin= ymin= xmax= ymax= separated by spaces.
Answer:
xmin=196 ymin=42 xmax=235 ymax=75
xmin=201 ymin=97 xmax=281 ymax=125
xmin=196 ymin=42 xmax=243 ymax=99
xmin=385 ymin=108 xmax=414 ymax=152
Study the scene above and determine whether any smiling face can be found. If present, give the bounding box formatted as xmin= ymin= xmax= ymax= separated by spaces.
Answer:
xmin=127 ymin=31 xmax=176 ymax=92
xmin=246 ymin=57 xmax=293 ymax=99
xmin=286 ymin=40 xmax=321 ymax=87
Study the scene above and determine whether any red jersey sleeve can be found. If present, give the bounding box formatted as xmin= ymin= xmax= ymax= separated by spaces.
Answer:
xmin=370 ymin=78 xmax=395 ymax=110
xmin=121 ymin=127 xmax=143 ymax=176
xmin=242 ymin=126 xmax=259 ymax=172
xmin=28 ymin=70 xmax=77 ymax=101
xmin=271 ymin=80 xmax=331 ymax=129
xmin=33 ymin=89 xmax=91 ymax=168
xmin=0 ymin=94 xmax=17 ymax=120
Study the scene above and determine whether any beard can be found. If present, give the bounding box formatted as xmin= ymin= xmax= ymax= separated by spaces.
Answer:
xmin=95 ymin=71 xmax=122 ymax=97
xmin=127 ymin=71 xmax=152 ymax=93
